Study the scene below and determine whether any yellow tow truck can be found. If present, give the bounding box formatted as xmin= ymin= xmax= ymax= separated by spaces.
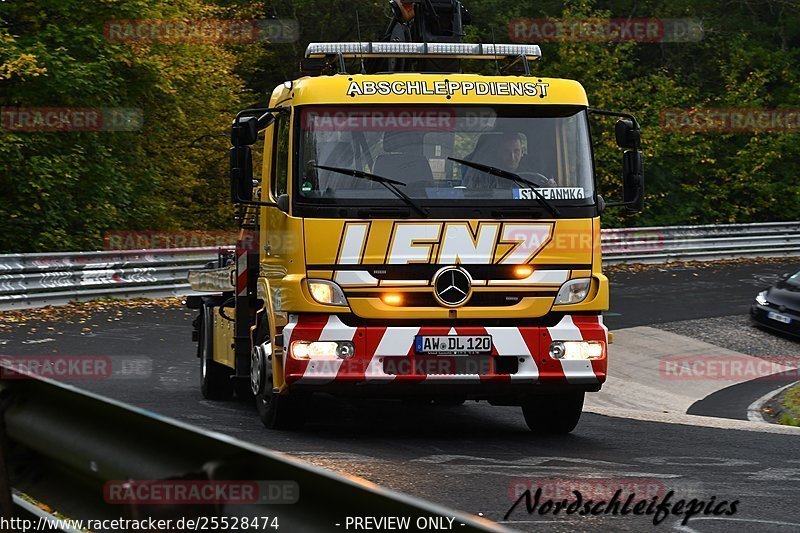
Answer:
xmin=187 ymin=0 xmax=643 ymax=432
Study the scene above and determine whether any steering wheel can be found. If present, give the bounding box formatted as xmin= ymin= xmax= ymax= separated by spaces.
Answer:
xmin=516 ymin=171 xmax=557 ymax=188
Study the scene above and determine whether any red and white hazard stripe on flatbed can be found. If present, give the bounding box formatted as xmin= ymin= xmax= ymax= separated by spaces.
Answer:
xmin=235 ymin=247 xmax=248 ymax=297
xmin=281 ymin=314 xmax=607 ymax=386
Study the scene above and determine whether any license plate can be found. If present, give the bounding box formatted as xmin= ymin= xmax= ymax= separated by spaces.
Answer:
xmin=414 ymin=335 xmax=492 ymax=355
xmin=768 ymin=311 xmax=792 ymax=324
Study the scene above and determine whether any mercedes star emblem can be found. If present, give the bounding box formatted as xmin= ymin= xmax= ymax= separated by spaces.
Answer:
xmin=433 ymin=266 xmax=473 ymax=307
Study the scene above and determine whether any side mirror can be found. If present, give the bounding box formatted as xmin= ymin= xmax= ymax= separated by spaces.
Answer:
xmin=622 ymin=150 xmax=644 ymax=212
xmin=231 ymin=116 xmax=259 ymax=147
xmin=228 ymin=108 xmax=282 ymax=216
xmin=615 ymin=119 xmax=640 ymax=149
xmin=230 ymin=146 xmax=253 ymax=202
xmin=591 ymin=109 xmax=644 ymax=213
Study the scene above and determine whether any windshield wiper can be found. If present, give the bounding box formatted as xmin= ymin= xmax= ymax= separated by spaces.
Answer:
xmin=313 ymin=164 xmax=428 ymax=218
xmin=448 ymin=157 xmax=560 ymax=217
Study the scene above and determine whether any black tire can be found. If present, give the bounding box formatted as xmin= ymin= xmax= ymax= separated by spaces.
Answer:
xmin=199 ymin=306 xmax=234 ymax=401
xmin=521 ymin=392 xmax=584 ymax=434
xmin=252 ymin=342 xmax=308 ymax=430
xmin=255 ymin=388 xmax=308 ymax=430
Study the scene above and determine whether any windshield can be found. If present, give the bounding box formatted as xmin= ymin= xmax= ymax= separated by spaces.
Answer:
xmin=296 ymin=105 xmax=594 ymax=212
xmin=787 ymin=271 xmax=800 ymax=287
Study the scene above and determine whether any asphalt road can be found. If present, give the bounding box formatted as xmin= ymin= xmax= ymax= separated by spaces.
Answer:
xmin=687 ymin=370 xmax=799 ymax=420
xmin=604 ymin=259 xmax=798 ymax=329
xmin=1 ymin=259 xmax=799 ymax=532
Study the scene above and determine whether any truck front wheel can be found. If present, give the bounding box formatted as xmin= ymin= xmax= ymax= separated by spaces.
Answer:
xmin=521 ymin=392 xmax=584 ymax=434
xmin=252 ymin=342 xmax=308 ymax=430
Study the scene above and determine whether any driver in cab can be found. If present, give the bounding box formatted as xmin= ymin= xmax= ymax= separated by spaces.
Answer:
xmin=462 ymin=131 xmax=556 ymax=189
xmin=495 ymin=131 xmax=524 ymax=173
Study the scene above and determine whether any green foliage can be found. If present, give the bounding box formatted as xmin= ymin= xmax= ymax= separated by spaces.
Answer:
xmin=780 ymin=415 xmax=800 ymax=427
xmin=2 ymin=0 xmax=800 ymax=252
xmin=467 ymin=0 xmax=800 ymax=227
xmin=0 ymin=0 xmax=242 ymax=252
xmin=781 ymin=382 xmax=800 ymax=426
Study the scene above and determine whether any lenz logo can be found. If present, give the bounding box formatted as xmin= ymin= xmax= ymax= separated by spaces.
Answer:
xmin=333 ymin=222 xmax=553 ymax=287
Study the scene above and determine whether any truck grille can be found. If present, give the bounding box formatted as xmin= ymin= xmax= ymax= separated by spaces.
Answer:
xmin=348 ymin=291 xmax=556 ymax=307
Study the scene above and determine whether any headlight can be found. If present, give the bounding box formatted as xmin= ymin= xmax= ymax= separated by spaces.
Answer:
xmin=291 ymin=340 xmax=355 ymax=360
xmin=549 ymin=341 xmax=605 ymax=360
xmin=307 ymin=279 xmax=348 ymax=306
xmin=755 ymin=291 xmax=768 ymax=306
xmin=554 ymin=278 xmax=591 ymax=305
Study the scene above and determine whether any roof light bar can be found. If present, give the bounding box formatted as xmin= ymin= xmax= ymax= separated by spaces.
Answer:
xmin=305 ymin=42 xmax=542 ymax=60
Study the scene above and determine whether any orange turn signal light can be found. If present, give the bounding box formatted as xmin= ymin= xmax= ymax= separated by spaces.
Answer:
xmin=514 ymin=265 xmax=534 ymax=278
xmin=381 ymin=293 xmax=403 ymax=306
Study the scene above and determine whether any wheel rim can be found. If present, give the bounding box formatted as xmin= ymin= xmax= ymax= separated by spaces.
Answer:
xmin=250 ymin=344 xmax=264 ymax=395
xmin=254 ymin=343 xmax=274 ymax=406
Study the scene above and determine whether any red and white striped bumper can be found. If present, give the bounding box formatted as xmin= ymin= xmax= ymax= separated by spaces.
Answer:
xmin=281 ymin=314 xmax=607 ymax=387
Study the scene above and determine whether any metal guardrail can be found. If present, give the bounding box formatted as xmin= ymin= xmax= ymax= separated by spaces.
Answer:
xmin=11 ymin=495 xmax=83 ymax=533
xmin=0 ymin=365 xmax=507 ymax=532
xmin=1 ymin=221 xmax=799 ymax=310
xmin=601 ymin=221 xmax=800 ymax=265
xmin=0 ymin=248 xmax=217 ymax=310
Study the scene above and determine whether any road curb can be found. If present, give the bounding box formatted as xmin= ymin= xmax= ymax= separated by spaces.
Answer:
xmin=747 ymin=380 xmax=800 ymax=423
xmin=585 ymin=405 xmax=800 ymax=434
